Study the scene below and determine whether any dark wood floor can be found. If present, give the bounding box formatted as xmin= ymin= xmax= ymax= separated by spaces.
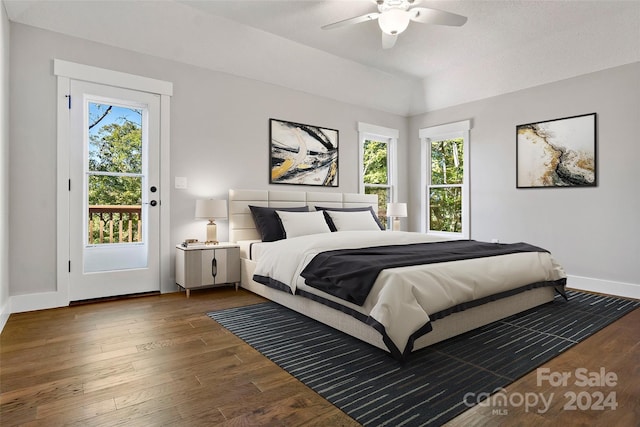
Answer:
xmin=0 ymin=287 xmax=637 ymax=426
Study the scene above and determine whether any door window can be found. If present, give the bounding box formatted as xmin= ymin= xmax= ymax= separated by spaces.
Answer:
xmin=82 ymin=96 xmax=151 ymax=273
xmin=87 ymin=102 xmax=144 ymax=245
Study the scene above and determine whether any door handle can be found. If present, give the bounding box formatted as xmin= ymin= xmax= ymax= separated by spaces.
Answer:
xmin=211 ymin=257 xmax=218 ymax=282
xmin=149 ymin=200 xmax=157 ymax=207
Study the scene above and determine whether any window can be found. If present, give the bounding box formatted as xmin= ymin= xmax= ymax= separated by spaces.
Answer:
xmin=363 ymin=139 xmax=391 ymax=228
xmin=358 ymin=123 xmax=399 ymax=229
xmin=420 ymin=120 xmax=471 ymax=238
xmin=87 ymin=101 xmax=145 ymax=245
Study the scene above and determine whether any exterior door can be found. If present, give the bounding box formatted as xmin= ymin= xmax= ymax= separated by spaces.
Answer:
xmin=69 ymin=80 xmax=160 ymax=301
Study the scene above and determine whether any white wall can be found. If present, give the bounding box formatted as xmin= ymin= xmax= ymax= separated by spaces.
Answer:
xmin=409 ymin=63 xmax=640 ymax=298
xmin=8 ymin=23 xmax=408 ymax=304
xmin=0 ymin=3 xmax=10 ymax=329
xmin=8 ymin=21 xmax=637 ymax=313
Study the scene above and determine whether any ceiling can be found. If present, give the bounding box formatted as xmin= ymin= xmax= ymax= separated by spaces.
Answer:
xmin=4 ymin=0 xmax=640 ymax=116
xmin=182 ymin=0 xmax=636 ymax=79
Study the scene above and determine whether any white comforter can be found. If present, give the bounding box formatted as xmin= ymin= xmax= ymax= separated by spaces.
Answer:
xmin=252 ymin=231 xmax=566 ymax=355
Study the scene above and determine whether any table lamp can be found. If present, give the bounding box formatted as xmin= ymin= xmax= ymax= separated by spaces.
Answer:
xmin=386 ymin=202 xmax=407 ymax=231
xmin=195 ymin=199 xmax=227 ymax=244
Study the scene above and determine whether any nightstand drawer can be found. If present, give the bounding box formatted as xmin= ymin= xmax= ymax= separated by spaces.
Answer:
xmin=199 ymin=247 xmax=240 ymax=285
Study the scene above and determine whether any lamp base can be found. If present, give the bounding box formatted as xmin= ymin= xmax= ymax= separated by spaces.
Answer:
xmin=206 ymin=221 xmax=219 ymax=244
xmin=392 ymin=218 xmax=401 ymax=231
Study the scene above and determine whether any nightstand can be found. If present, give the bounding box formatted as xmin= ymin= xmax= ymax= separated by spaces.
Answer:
xmin=175 ymin=243 xmax=240 ymax=297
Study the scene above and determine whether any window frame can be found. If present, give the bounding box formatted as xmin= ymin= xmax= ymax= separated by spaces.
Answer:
xmin=419 ymin=120 xmax=471 ymax=238
xmin=357 ymin=122 xmax=399 ymax=229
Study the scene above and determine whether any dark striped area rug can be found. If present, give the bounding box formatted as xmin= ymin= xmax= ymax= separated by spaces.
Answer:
xmin=208 ymin=290 xmax=638 ymax=426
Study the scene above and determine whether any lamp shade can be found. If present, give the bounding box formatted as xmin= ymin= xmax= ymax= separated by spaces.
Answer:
xmin=195 ymin=199 xmax=227 ymax=220
xmin=386 ymin=202 xmax=407 ymax=218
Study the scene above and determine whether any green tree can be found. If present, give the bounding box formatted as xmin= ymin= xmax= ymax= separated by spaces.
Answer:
xmin=88 ymin=120 xmax=142 ymax=206
xmin=431 ymin=139 xmax=463 ymax=185
xmin=87 ymin=112 xmax=143 ymax=244
xmin=363 ymin=140 xmax=388 ymax=185
xmin=430 ymin=138 xmax=463 ymax=233
xmin=362 ymin=140 xmax=389 ymax=228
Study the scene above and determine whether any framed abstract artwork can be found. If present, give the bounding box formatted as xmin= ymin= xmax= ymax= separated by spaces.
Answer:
xmin=516 ymin=113 xmax=597 ymax=188
xmin=269 ymin=118 xmax=339 ymax=187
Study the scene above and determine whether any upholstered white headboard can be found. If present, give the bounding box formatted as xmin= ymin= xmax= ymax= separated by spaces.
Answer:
xmin=228 ymin=189 xmax=378 ymax=243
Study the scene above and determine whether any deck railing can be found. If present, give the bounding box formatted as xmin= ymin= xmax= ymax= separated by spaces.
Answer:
xmin=88 ymin=205 xmax=142 ymax=244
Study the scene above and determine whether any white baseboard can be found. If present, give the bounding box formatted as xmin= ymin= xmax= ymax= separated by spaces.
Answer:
xmin=0 ymin=297 xmax=10 ymax=333
xmin=567 ymin=275 xmax=640 ymax=300
xmin=6 ymin=285 xmax=176 ymax=318
xmin=9 ymin=290 xmax=68 ymax=314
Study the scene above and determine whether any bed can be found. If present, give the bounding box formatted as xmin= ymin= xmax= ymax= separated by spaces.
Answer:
xmin=229 ymin=189 xmax=567 ymax=360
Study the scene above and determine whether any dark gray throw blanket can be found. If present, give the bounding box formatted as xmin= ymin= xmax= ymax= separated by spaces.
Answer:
xmin=300 ymin=240 xmax=549 ymax=306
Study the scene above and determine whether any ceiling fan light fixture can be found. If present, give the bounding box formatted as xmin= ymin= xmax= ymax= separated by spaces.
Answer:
xmin=378 ymin=9 xmax=410 ymax=35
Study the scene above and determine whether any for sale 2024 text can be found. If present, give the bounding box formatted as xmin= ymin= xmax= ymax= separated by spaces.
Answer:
xmin=537 ymin=367 xmax=618 ymax=411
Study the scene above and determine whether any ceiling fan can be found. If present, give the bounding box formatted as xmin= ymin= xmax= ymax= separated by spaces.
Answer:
xmin=321 ymin=0 xmax=467 ymax=49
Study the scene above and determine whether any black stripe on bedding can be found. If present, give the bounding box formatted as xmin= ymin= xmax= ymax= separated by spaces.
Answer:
xmin=252 ymin=274 xmax=294 ymax=294
xmin=298 ymin=278 xmax=566 ymax=361
xmin=301 ymin=240 xmax=551 ymax=306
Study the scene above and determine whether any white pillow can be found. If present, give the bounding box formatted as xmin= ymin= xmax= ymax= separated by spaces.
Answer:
xmin=275 ymin=210 xmax=332 ymax=238
xmin=324 ymin=210 xmax=383 ymax=231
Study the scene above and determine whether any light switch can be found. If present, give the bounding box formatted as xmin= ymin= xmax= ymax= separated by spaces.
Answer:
xmin=175 ymin=176 xmax=187 ymax=189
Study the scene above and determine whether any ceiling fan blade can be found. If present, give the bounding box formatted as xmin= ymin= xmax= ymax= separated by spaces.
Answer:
xmin=382 ymin=32 xmax=397 ymax=49
xmin=321 ymin=12 xmax=380 ymax=30
xmin=409 ymin=7 xmax=468 ymax=26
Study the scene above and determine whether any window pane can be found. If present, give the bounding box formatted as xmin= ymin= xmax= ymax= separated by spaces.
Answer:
xmin=88 ymin=102 xmax=143 ymax=174
xmin=431 ymin=138 xmax=463 ymax=185
xmin=429 ymin=187 xmax=462 ymax=233
xmin=88 ymin=175 xmax=143 ymax=244
xmin=365 ymin=186 xmax=389 ymax=229
xmin=363 ymin=140 xmax=388 ymax=185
